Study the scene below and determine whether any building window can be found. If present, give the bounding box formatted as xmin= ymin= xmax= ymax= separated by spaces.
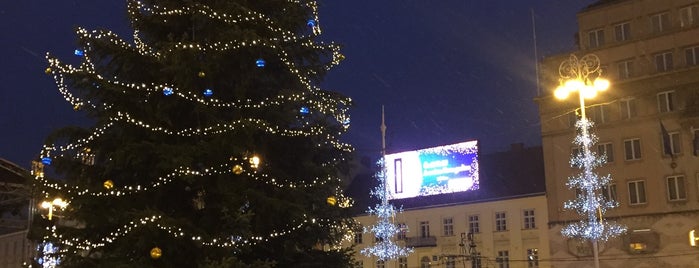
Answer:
xmin=628 ymin=180 xmax=647 ymax=205
xmin=523 ymin=209 xmax=536 ymax=229
xmin=617 ymin=60 xmax=634 ymax=79
xmin=620 ymin=97 xmax=637 ymax=119
xmin=614 ymin=22 xmax=631 ymax=42
xmin=686 ymin=46 xmax=699 ymax=66
xmin=497 ymin=250 xmax=510 ymax=268
xmin=443 ymin=217 xmax=454 ymax=236
xmin=624 ymin=138 xmax=642 ymax=161
xmin=655 ymin=52 xmax=674 ymax=72
xmin=680 ymin=5 xmax=699 ymax=27
xmin=667 ymin=175 xmax=686 ymax=201
xmin=597 ymin=142 xmax=614 ymax=163
xmin=377 ymin=260 xmax=385 ymax=268
xmin=657 ymin=91 xmax=675 ymax=113
xmin=420 ymin=256 xmax=431 ymax=268
xmin=602 ymin=183 xmax=618 ymax=203
xmin=471 ymin=253 xmax=482 ymax=268
xmin=398 ymin=257 xmax=407 ymax=268
xmin=527 ymin=248 xmax=539 ymax=268
xmin=651 ymin=12 xmax=670 ymax=33
xmin=589 ymin=104 xmax=607 ymax=124
xmin=588 ymin=29 xmax=605 ymax=48
xmin=662 ymin=131 xmax=681 ymax=155
xmin=397 ymin=223 xmax=407 ymax=240
xmin=446 ymin=256 xmax=456 ymax=268
xmin=420 ymin=221 xmax=430 ymax=238
xmin=468 ymin=215 xmax=480 ymax=234
xmin=495 ymin=212 xmax=507 ymax=232
xmin=354 ymin=228 xmax=363 ymax=244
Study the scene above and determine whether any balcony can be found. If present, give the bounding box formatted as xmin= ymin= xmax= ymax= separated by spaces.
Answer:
xmin=405 ymin=236 xmax=437 ymax=247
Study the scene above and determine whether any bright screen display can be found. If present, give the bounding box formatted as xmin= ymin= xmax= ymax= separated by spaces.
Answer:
xmin=384 ymin=140 xmax=479 ymax=200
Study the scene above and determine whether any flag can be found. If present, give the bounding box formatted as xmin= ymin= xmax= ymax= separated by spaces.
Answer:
xmin=660 ymin=120 xmax=673 ymax=156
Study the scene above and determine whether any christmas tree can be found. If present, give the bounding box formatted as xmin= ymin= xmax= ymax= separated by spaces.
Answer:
xmin=31 ymin=0 xmax=356 ymax=267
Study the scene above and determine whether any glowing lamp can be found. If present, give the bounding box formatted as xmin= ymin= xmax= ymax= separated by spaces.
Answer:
xmin=564 ymin=79 xmax=584 ymax=91
xmin=163 ymin=87 xmax=174 ymax=96
xmin=326 ymin=196 xmax=337 ymax=206
xmin=150 ymin=247 xmax=162 ymax=259
xmin=74 ymin=49 xmax=84 ymax=56
xmin=554 ymin=86 xmax=569 ymax=100
xmin=41 ymin=157 xmax=52 ymax=165
xmin=41 ymin=198 xmax=68 ymax=220
xmin=690 ymin=230 xmax=699 ymax=247
xmin=249 ymin=155 xmax=260 ymax=169
xmin=256 ymin=59 xmax=266 ymax=68
xmin=593 ymin=78 xmax=610 ymax=91
xmin=300 ymin=106 xmax=310 ymax=115
xmin=203 ymin=88 xmax=213 ymax=97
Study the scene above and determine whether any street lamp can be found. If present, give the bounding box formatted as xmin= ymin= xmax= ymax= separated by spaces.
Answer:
xmin=554 ymin=54 xmax=624 ymax=268
xmin=41 ymin=198 xmax=68 ymax=220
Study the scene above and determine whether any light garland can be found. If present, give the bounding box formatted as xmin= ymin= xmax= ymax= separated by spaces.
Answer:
xmin=561 ymin=118 xmax=626 ymax=241
xmin=361 ymin=158 xmax=413 ymax=261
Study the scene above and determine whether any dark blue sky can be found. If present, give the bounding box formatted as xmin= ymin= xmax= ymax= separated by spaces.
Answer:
xmin=0 ymin=1 xmax=595 ymax=168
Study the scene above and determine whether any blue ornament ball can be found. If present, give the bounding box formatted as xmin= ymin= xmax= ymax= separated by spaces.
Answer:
xmin=203 ymin=88 xmax=213 ymax=97
xmin=256 ymin=59 xmax=266 ymax=68
xmin=307 ymin=19 xmax=317 ymax=27
xmin=74 ymin=49 xmax=84 ymax=56
xmin=41 ymin=157 xmax=52 ymax=165
xmin=163 ymin=87 xmax=174 ymax=96
xmin=299 ymin=106 xmax=310 ymax=115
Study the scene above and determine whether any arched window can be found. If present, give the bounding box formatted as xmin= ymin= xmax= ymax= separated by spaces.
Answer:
xmin=420 ymin=256 xmax=431 ymax=268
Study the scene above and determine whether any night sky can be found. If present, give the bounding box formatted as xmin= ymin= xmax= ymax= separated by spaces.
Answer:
xmin=0 ymin=1 xmax=596 ymax=168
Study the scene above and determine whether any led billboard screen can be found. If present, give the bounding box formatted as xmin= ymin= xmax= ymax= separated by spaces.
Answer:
xmin=385 ymin=140 xmax=479 ymax=200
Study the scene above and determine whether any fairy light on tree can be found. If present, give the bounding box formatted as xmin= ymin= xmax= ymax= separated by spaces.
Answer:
xmin=29 ymin=0 xmax=357 ymax=266
xmin=361 ymin=106 xmax=413 ymax=261
xmin=553 ymin=54 xmax=626 ymax=268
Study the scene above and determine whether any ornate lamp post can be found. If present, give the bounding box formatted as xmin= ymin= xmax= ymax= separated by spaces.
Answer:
xmin=40 ymin=197 xmax=68 ymax=220
xmin=553 ymin=54 xmax=626 ymax=268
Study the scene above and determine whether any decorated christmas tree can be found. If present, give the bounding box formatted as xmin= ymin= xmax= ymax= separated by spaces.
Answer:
xmin=30 ymin=0 xmax=356 ymax=267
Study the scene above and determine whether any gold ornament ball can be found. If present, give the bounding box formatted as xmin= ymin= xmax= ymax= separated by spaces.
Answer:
xmin=232 ymin=164 xmax=244 ymax=175
xmin=198 ymin=71 xmax=206 ymax=78
xmin=326 ymin=196 xmax=337 ymax=206
xmin=73 ymin=104 xmax=82 ymax=111
xmin=45 ymin=67 xmax=52 ymax=74
xmin=103 ymin=180 xmax=114 ymax=189
xmin=150 ymin=247 xmax=162 ymax=259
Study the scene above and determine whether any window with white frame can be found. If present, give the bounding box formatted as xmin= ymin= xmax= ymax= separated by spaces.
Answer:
xmin=651 ymin=12 xmax=670 ymax=33
xmin=628 ymin=180 xmax=647 ymax=205
xmin=472 ymin=253 xmax=482 ymax=268
xmin=443 ymin=217 xmax=454 ymax=236
xmin=614 ymin=22 xmax=631 ymax=41
xmin=620 ymin=97 xmax=637 ymax=119
xmin=602 ymin=183 xmax=618 ymax=203
xmin=686 ymin=46 xmax=699 ymax=66
xmin=398 ymin=257 xmax=407 ymax=268
xmin=527 ymin=248 xmax=539 ymax=268
xmin=617 ymin=60 xmax=634 ymax=79
xmin=497 ymin=250 xmax=510 ymax=268
xmin=657 ymin=91 xmax=675 ymax=113
xmin=420 ymin=221 xmax=430 ymax=238
xmin=468 ymin=215 xmax=480 ymax=234
xmin=588 ymin=28 xmax=605 ymax=48
xmin=655 ymin=51 xmax=674 ymax=72
xmin=667 ymin=175 xmax=686 ymax=201
xmin=680 ymin=5 xmax=699 ymax=27
xmin=420 ymin=256 xmax=430 ymax=268
xmin=523 ymin=209 xmax=536 ymax=229
xmin=589 ymin=104 xmax=608 ymax=124
xmin=624 ymin=138 xmax=642 ymax=160
xmin=354 ymin=228 xmax=363 ymax=244
xmin=376 ymin=260 xmax=385 ymax=268
xmin=397 ymin=223 xmax=407 ymax=240
xmin=662 ymin=131 xmax=681 ymax=155
xmin=495 ymin=212 xmax=507 ymax=232
xmin=598 ymin=142 xmax=614 ymax=163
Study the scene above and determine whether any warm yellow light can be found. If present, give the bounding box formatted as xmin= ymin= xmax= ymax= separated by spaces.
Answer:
xmin=690 ymin=230 xmax=698 ymax=247
xmin=593 ymin=78 xmax=610 ymax=91
xmin=53 ymin=198 xmax=68 ymax=208
xmin=249 ymin=156 xmax=260 ymax=169
xmin=41 ymin=201 xmax=51 ymax=209
xmin=564 ymin=79 xmax=584 ymax=92
xmin=554 ymin=86 xmax=569 ymax=100
xmin=326 ymin=196 xmax=337 ymax=206
xmin=581 ymin=86 xmax=598 ymax=99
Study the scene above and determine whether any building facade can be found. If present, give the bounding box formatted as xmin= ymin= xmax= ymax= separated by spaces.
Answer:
xmin=0 ymin=158 xmax=33 ymax=268
xmin=348 ymin=145 xmax=550 ymax=268
xmin=537 ymin=0 xmax=699 ymax=266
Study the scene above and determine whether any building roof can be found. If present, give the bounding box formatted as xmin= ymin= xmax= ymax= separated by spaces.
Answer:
xmin=346 ymin=144 xmax=545 ymax=214
xmin=0 ymin=158 xmax=27 ymax=184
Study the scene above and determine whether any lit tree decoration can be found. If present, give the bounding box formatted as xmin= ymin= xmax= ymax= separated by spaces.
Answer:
xmin=554 ymin=54 xmax=626 ymax=268
xmin=361 ymin=107 xmax=413 ymax=261
xmin=31 ymin=0 xmax=356 ymax=266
